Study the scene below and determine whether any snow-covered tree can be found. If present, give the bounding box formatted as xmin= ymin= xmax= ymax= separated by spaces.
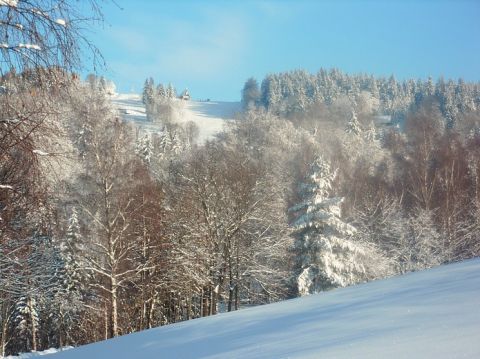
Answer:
xmin=156 ymin=83 xmax=166 ymax=101
xmin=241 ymin=77 xmax=261 ymax=109
xmin=364 ymin=121 xmax=379 ymax=143
xmin=49 ymin=207 xmax=87 ymax=347
xmin=13 ymin=296 xmax=40 ymax=352
xmin=136 ymin=134 xmax=154 ymax=165
xmin=11 ymin=229 xmax=60 ymax=353
xmin=59 ymin=208 xmax=85 ymax=291
xmin=290 ymin=157 xmax=377 ymax=295
xmin=345 ymin=110 xmax=362 ymax=135
xmin=393 ymin=209 xmax=446 ymax=273
xmin=142 ymin=77 xmax=155 ymax=106
xmin=166 ymin=83 xmax=177 ymax=99
xmin=98 ymin=77 xmax=116 ymax=95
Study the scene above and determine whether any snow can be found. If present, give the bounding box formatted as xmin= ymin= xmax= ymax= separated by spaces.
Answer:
xmin=180 ymin=100 xmax=240 ymax=142
xmin=0 ymin=0 xmax=17 ymax=7
xmin=55 ymin=19 xmax=66 ymax=27
xmin=6 ymin=347 xmax=73 ymax=358
xmin=111 ymin=94 xmax=146 ymax=122
xmin=32 ymin=149 xmax=49 ymax=156
xmin=111 ymin=94 xmax=240 ymax=143
xmin=18 ymin=43 xmax=41 ymax=51
xmin=48 ymin=259 xmax=480 ymax=358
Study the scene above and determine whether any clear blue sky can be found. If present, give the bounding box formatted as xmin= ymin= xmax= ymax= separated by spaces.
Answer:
xmin=87 ymin=0 xmax=480 ymax=101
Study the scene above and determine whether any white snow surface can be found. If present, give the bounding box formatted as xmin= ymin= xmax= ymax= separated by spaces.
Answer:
xmin=7 ymin=347 xmax=73 ymax=358
xmin=111 ymin=93 xmax=240 ymax=143
xmin=48 ymin=259 xmax=480 ymax=358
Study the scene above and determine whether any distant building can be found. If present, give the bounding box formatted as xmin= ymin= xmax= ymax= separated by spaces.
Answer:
xmin=180 ymin=89 xmax=190 ymax=101
xmin=373 ymin=115 xmax=392 ymax=126
xmin=374 ymin=114 xmax=403 ymax=131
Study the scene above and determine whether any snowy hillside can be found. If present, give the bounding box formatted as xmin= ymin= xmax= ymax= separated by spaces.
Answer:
xmin=45 ymin=259 xmax=480 ymax=359
xmin=111 ymin=94 xmax=240 ymax=142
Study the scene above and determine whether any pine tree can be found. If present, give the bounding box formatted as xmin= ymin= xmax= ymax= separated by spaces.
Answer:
xmin=241 ymin=77 xmax=261 ymax=109
xmin=364 ymin=121 xmax=378 ymax=143
xmin=49 ymin=208 xmax=86 ymax=347
xmin=345 ymin=110 xmax=362 ymax=136
xmin=59 ymin=208 xmax=85 ymax=293
xmin=135 ymin=134 xmax=154 ymax=164
xmin=156 ymin=83 xmax=166 ymax=101
xmin=142 ymin=78 xmax=154 ymax=106
xmin=13 ymin=296 xmax=40 ymax=352
xmin=166 ymin=83 xmax=176 ymax=99
xmin=290 ymin=157 xmax=375 ymax=295
xmin=13 ymin=232 xmax=58 ymax=352
xmin=425 ymin=76 xmax=435 ymax=97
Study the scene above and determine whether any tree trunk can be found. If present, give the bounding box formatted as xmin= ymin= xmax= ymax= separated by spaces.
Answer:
xmin=147 ymin=297 xmax=155 ymax=329
xmin=28 ymin=297 xmax=37 ymax=352
xmin=235 ymin=283 xmax=239 ymax=311
xmin=104 ymin=302 xmax=108 ymax=340
xmin=228 ymin=279 xmax=234 ymax=312
xmin=201 ymin=287 xmax=209 ymax=317
xmin=110 ymin=276 xmax=119 ymax=337
xmin=1 ymin=319 xmax=8 ymax=358
xmin=186 ymin=293 xmax=192 ymax=320
xmin=210 ymin=285 xmax=217 ymax=315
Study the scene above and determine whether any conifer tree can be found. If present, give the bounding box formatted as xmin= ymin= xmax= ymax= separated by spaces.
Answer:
xmin=156 ymin=83 xmax=166 ymax=101
xmin=290 ymin=157 xmax=375 ymax=295
xmin=345 ymin=110 xmax=362 ymax=135
xmin=136 ymin=134 xmax=154 ymax=165
xmin=241 ymin=77 xmax=261 ymax=109
xmin=142 ymin=78 xmax=154 ymax=105
xmin=59 ymin=208 xmax=85 ymax=293
xmin=13 ymin=296 xmax=40 ymax=352
xmin=166 ymin=83 xmax=177 ymax=99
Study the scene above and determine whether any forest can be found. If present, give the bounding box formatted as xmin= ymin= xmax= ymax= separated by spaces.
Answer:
xmin=1 ymin=1 xmax=480 ymax=357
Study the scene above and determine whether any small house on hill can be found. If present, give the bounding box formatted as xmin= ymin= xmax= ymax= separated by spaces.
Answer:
xmin=180 ymin=89 xmax=190 ymax=101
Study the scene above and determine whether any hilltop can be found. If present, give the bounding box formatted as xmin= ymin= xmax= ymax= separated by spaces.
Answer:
xmin=111 ymin=93 xmax=241 ymax=142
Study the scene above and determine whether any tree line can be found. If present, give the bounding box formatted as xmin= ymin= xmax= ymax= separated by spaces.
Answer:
xmin=243 ymin=69 xmax=480 ymax=129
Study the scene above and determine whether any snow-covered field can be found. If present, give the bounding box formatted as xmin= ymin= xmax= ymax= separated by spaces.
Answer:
xmin=41 ymin=259 xmax=480 ymax=358
xmin=111 ymin=94 xmax=240 ymax=142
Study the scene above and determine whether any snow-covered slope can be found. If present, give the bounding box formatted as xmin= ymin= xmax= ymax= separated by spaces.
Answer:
xmin=49 ymin=259 xmax=480 ymax=358
xmin=111 ymin=94 xmax=240 ymax=142
xmin=111 ymin=93 xmax=147 ymax=122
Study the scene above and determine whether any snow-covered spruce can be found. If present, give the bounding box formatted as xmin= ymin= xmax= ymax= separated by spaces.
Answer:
xmin=135 ymin=134 xmax=154 ymax=164
xmin=290 ymin=156 xmax=381 ymax=295
xmin=345 ymin=110 xmax=362 ymax=135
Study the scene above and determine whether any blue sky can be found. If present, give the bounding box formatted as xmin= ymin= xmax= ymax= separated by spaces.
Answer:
xmin=88 ymin=0 xmax=480 ymax=101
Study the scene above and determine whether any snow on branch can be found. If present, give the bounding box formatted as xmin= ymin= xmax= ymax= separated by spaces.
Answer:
xmin=55 ymin=18 xmax=67 ymax=26
xmin=33 ymin=149 xmax=49 ymax=156
xmin=18 ymin=43 xmax=42 ymax=50
xmin=0 ymin=0 xmax=18 ymax=7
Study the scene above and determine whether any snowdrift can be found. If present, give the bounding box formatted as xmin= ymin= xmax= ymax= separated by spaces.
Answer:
xmin=48 ymin=259 xmax=480 ymax=358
